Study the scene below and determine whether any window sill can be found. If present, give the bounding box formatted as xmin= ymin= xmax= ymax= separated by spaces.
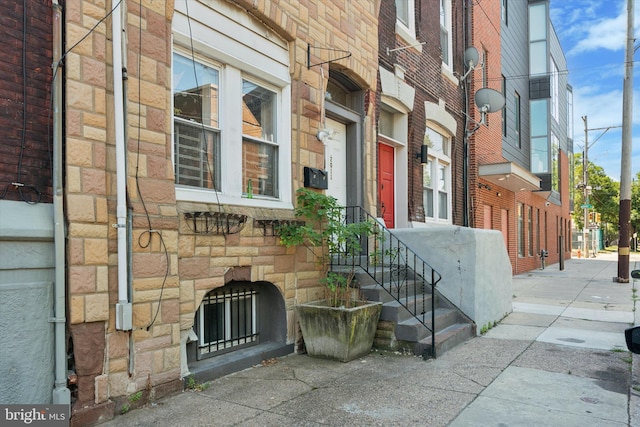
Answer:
xmin=441 ymin=65 xmax=458 ymax=85
xmin=394 ymin=24 xmax=423 ymax=54
xmin=176 ymin=187 xmax=293 ymax=210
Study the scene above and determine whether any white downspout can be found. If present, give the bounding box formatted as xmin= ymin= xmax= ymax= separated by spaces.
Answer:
xmin=113 ymin=1 xmax=132 ymax=330
xmin=52 ymin=0 xmax=71 ymax=405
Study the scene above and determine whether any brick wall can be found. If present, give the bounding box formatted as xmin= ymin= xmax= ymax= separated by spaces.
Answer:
xmin=470 ymin=0 xmax=571 ymax=275
xmin=377 ymin=0 xmax=465 ymax=226
xmin=0 ymin=0 xmax=53 ymax=203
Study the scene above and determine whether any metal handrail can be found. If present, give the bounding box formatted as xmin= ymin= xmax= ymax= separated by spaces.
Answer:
xmin=329 ymin=206 xmax=442 ymax=358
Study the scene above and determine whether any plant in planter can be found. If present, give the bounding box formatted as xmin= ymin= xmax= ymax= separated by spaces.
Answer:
xmin=277 ymin=188 xmax=382 ymax=362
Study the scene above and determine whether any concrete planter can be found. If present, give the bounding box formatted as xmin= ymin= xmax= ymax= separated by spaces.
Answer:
xmin=295 ymin=300 xmax=382 ymax=362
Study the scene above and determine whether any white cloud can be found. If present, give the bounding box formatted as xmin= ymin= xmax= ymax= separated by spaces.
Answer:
xmin=571 ymin=12 xmax=627 ymax=54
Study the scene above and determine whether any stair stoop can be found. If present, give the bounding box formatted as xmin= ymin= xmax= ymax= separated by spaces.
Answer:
xmin=418 ymin=323 xmax=476 ymax=359
xmin=345 ymin=265 xmax=476 ymax=359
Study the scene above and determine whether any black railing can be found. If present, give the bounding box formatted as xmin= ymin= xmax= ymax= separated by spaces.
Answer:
xmin=330 ymin=206 xmax=442 ymax=358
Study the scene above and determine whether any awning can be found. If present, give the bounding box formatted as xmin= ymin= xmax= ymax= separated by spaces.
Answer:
xmin=478 ymin=162 xmax=541 ymax=193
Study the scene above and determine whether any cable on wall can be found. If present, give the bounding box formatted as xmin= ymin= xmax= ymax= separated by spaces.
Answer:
xmin=0 ymin=0 xmax=42 ymax=203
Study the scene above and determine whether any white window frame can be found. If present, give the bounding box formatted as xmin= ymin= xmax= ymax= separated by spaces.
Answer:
xmin=423 ymin=126 xmax=451 ymax=224
xmin=550 ymin=58 xmax=559 ymax=122
xmin=440 ymin=0 xmax=453 ymax=71
xmin=395 ymin=0 xmax=418 ymax=47
xmin=172 ymin=0 xmax=292 ymax=209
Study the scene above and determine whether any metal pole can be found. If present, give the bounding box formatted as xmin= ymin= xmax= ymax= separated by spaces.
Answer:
xmin=52 ymin=0 xmax=71 ymax=406
xmin=618 ymin=0 xmax=634 ymax=282
xmin=581 ymin=116 xmax=589 ymax=258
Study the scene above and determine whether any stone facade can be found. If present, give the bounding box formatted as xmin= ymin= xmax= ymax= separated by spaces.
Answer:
xmin=63 ymin=0 xmax=379 ymax=423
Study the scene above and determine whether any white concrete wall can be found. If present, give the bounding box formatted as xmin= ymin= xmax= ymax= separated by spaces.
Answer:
xmin=393 ymin=226 xmax=512 ymax=334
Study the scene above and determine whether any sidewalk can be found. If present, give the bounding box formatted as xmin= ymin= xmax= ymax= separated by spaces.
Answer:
xmin=99 ymin=253 xmax=640 ymax=427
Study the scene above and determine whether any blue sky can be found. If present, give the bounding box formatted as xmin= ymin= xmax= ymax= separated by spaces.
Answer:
xmin=550 ymin=0 xmax=640 ymax=181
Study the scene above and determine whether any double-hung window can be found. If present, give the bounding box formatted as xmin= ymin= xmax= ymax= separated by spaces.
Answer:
xmin=173 ymin=53 xmax=283 ymax=201
xmin=172 ymin=0 xmax=291 ymax=208
xmin=173 ymin=53 xmax=221 ymax=190
xmin=395 ymin=0 xmax=416 ymax=37
xmin=440 ymin=0 xmax=453 ymax=70
xmin=423 ymin=127 xmax=451 ymax=223
xmin=242 ymin=81 xmax=278 ymax=197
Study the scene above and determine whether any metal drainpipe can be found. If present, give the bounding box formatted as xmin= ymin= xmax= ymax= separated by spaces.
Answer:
xmin=52 ymin=0 xmax=71 ymax=405
xmin=113 ymin=0 xmax=132 ymax=331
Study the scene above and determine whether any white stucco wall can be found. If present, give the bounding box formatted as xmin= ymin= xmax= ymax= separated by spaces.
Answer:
xmin=0 ymin=200 xmax=55 ymax=403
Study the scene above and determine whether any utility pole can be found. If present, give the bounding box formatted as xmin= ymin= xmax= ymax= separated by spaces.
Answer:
xmin=581 ymin=116 xmax=589 ymax=258
xmin=618 ymin=0 xmax=634 ymax=282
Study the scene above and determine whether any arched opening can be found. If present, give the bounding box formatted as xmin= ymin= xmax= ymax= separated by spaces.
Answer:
xmin=186 ymin=281 xmax=291 ymax=382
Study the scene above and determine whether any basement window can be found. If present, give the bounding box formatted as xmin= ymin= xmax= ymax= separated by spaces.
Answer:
xmin=195 ymin=287 xmax=258 ymax=360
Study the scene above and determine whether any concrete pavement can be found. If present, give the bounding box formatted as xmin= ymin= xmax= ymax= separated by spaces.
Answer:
xmin=98 ymin=252 xmax=640 ymax=426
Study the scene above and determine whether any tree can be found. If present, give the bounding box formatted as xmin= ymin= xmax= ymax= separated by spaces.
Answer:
xmin=572 ymin=153 xmax=619 ymax=243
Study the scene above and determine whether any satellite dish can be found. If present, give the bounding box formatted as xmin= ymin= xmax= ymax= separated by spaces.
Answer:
xmin=464 ymin=47 xmax=479 ymax=68
xmin=475 ymin=88 xmax=506 ymax=113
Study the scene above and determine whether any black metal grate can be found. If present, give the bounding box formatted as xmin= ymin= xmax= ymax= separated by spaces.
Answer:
xmin=195 ymin=287 xmax=259 ymax=360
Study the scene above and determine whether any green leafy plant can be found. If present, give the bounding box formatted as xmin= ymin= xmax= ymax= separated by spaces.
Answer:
xmin=185 ymin=375 xmax=209 ymax=391
xmin=278 ymin=188 xmax=374 ymax=307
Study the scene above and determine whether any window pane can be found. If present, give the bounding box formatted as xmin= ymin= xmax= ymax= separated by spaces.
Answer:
xmin=438 ymin=164 xmax=446 ymax=191
xmin=230 ymin=296 xmax=253 ymax=340
xmin=425 ymin=128 xmax=448 ymax=156
xmin=529 ymin=3 xmax=546 ymax=41
xmin=202 ymin=301 xmax=224 ymax=345
xmin=173 ymin=53 xmax=219 ymax=126
xmin=242 ymin=138 xmax=278 ymax=197
xmin=551 ymin=134 xmax=559 ymax=191
xmin=423 ymin=161 xmax=433 ymax=218
xmin=528 ymin=206 xmax=533 ymax=256
xmin=424 ymin=189 xmax=434 ymax=218
xmin=173 ymin=53 xmax=221 ymax=190
xmin=423 ymin=161 xmax=432 ymax=188
xmin=438 ymin=191 xmax=447 ymax=219
xmin=242 ymin=80 xmax=278 ymax=198
xmin=440 ymin=27 xmax=449 ymax=65
xmin=530 ymin=99 xmax=548 ymax=136
xmin=396 ymin=0 xmax=409 ymax=26
xmin=379 ymin=109 xmax=393 ymax=138
xmin=440 ymin=0 xmax=449 ymax=65
xmin=438 ymin=164 xmax=447 ymax=219
xmin=529 ymin=41 xmax=547 ymax=76
xmin=531 ymin=136 xmax=548 ymax=173
xmin=517 ymin=203 xmax=524 ymax=256
xmin=174 ymin=119 xmax=220 ymax=189
xmin=242 ymin=81 xmax=276 ymax=142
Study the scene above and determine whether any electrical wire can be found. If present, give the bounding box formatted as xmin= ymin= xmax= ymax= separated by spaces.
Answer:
xmin=0 ymin=0 xmax=42 ymax=203
xmin=184 ymin=0 xmax=223 ymax=207
xmin=61 ymin=0 xmax=123 ymax=64
xmin=130 ymin=0 xmax=170 ymax=331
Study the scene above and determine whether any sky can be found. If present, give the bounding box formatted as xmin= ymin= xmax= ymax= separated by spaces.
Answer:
xmin=550 ymin=0 xmax=640 ymax=181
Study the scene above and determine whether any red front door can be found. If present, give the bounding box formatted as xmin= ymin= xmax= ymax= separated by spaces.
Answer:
xmin=378 ymin=143 xmax=395 ymax=228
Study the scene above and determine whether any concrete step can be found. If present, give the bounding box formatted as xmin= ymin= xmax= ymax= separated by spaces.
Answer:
xmin=395 ymin=308 xmax=461 ymax=342
xmin=417 ymin=322 xmax=476 ymax=359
